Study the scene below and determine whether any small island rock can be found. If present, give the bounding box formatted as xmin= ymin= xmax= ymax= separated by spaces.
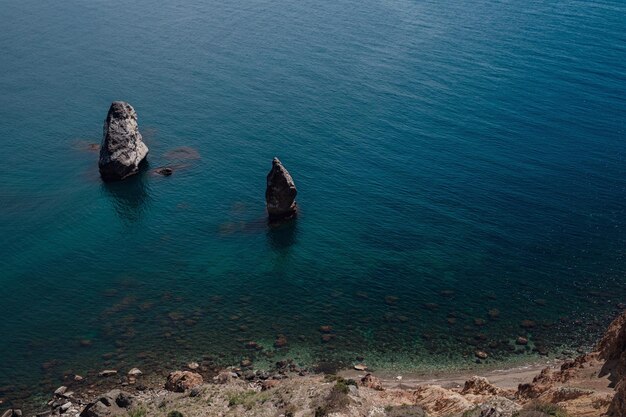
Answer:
xmin=98 ymin=101 xmax=148 ymax=181
xmin=265 ymin=157 xmax=297 ymax=220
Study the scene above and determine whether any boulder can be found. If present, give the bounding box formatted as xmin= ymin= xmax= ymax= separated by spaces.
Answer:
xmin=79 ymin=390 xmax=134 ymax=417
xmin=265 ymin=157 xmax=297 ymax=220
xmin=98 ymin=101 xmax=149 ymax=181
xmin=360 ymin=373 xmax=383 ymax=391
xmin=165 ymin=371 xmax=203 ymax=392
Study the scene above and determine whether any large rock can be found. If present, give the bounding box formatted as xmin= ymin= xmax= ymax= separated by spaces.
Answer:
xmin=98 ymin=101 xmax=148 ymax=181
xmin=165 ymin=371 xmax=203 ymax=392
xmin=265 ymin=157 xmax=297 ymax=220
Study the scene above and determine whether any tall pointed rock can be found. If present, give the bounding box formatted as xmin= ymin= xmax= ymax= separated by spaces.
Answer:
xmin=98 ymin=101 xmax=149 ymax=181
xmin=265 ymin=157 xmax=297 ymax=220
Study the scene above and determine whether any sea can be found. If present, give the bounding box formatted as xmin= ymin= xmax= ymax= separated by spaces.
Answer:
xmin=1 ymin=0 xmax=625 ymax=408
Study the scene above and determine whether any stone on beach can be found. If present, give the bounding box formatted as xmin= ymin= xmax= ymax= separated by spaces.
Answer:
xmin=265 ymin=157 xmax=297 ymax=220
xmin=79 ymin=389 xmax=134 ymax=417
xmin=98 ymin=101 xmax=149 ymax=181
xmin=98 ymin=370 xmax=117 ymax=377
xmin=165 ymin=371 xmax=203 ymax=392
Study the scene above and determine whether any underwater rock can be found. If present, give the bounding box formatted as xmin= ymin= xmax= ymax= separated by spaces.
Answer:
xmin=79 ymin=339 xmax=92 ymax=348
xmin=98 ymin=101 xmax=148 ymax=181
xmin=321 ymin=334 xmax=334 ymax=343
xmin=265 ymin=157 xmax=297 ymax=220
xmin=165 ymin=371 xmax=203 ymax=392
xmin=274 ymin=335 xmax=288 ymax=348
xmin=475 ymin=350 xmax=488 ymax=360
xmin=155 ymin=167 xmax=173 ymax=176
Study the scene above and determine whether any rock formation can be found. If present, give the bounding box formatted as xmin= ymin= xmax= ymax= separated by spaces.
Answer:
xmin=598 ymin=310 xmax=626 ymax=416
xmin=98 ymin=101 xmax=148 ymax=181
xmin=609 ymin=379 xmax=626 ymax=417
xmin=597 ymin=309 xmax=626 ymax=382
xmin=265 ymin=157 xmax=297 ymax=220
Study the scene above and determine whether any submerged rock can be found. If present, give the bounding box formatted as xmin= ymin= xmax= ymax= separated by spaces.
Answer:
xmin=155 ymin=167 xmax=173 ymax=176
xmin=98 ymin=101 xmax=149 ymax=181
xmin=265 ymin=157 xmax=297 ymax=220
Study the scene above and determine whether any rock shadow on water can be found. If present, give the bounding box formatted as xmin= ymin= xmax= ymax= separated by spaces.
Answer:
xmin=102 ymin=163 xmax=150 ymax=222
xmin=267 ymin=219 xmax=298 ymax=251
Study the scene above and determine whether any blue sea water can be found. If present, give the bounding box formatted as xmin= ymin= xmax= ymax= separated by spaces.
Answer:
xmin=1 ymin=0 xmax=626 ymax=407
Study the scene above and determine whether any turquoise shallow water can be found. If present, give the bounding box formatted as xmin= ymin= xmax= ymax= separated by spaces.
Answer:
xmin=1 ymin=0 xmax=626 ymax=407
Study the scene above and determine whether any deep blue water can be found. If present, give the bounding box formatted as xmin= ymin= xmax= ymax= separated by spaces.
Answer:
xmin=1 ymin=0 xmax=626 ymax=407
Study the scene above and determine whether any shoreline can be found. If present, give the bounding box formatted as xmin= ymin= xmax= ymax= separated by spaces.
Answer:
xmin=3 ymin=354 xmax=566 ymax=415
xmin=0 ymin=349 xmax=575 ymax=414
xmin=341 ymin=359 xmax=561 ymax=390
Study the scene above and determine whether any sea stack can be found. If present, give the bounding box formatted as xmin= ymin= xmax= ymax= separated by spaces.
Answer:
xmin=98 ymin=101 xmax=149 ymax=181
xmin=266 ymin=157 xmax=297 ymax=221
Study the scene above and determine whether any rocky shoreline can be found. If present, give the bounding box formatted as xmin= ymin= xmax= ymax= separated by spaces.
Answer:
xmin=3 ymin=309 xmax=626 ymax=417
